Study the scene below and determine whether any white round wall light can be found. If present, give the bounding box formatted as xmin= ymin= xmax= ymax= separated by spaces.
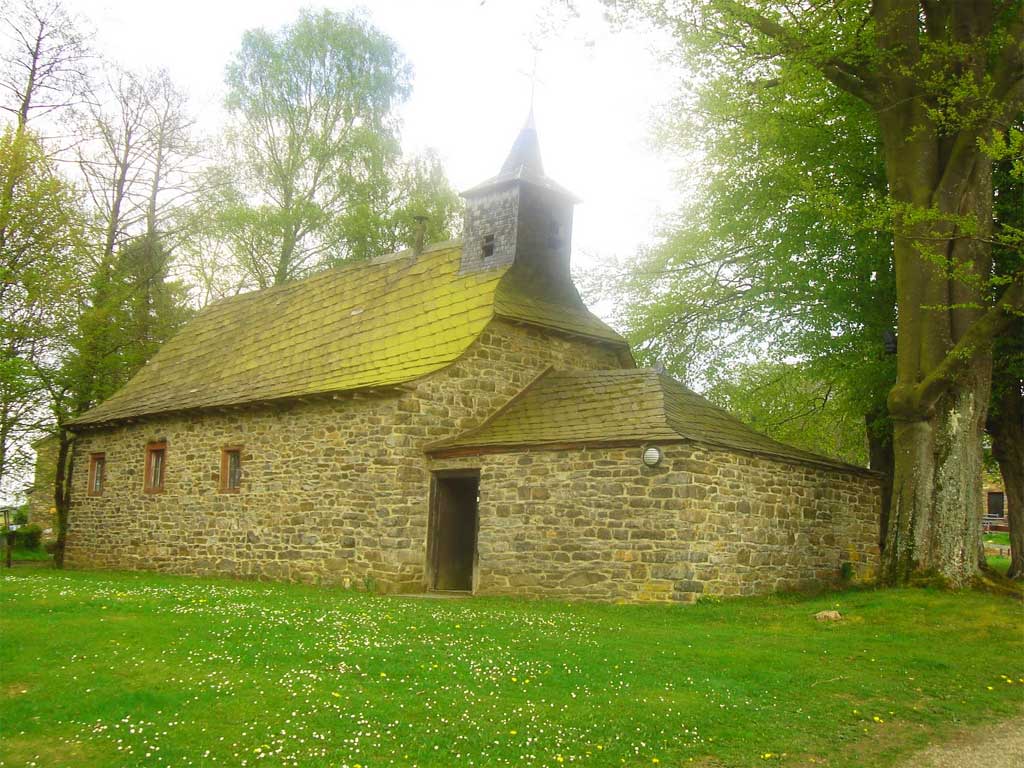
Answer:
xmin=642 ymin=445 xmax=663 ymax=468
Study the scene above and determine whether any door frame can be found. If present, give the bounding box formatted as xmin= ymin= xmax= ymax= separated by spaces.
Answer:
xmin=426 ymin=469 xmax=480 ymax=592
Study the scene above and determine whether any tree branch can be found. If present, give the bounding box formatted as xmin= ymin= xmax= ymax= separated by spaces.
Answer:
xmin=715 ymin=0 xmax=881 ymax=106
xmin=914 ymin=274 xmax=1024 ymax=411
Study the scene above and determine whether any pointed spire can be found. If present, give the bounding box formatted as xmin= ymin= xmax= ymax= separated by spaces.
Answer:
xmin=500 ymin=108 xmax=544 ymax=177
xmin=461 ymin=108 xmax=578 ymax=203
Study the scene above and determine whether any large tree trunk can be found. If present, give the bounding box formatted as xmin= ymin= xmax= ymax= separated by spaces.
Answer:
xmin=877 ymin=111 xmax=995 ymax=586
xmin=990 ymin=379 xmax=1024 ymax=580
xmin=1001 ymin=453 xmax=1024 ymax=580
xmin=866 ymin=409 xmax=894 ymax=551
xmin=52 ymin=428 xmax=74 ymax=569
xmin=704 ymin=0 xmax=1024 ymax=589
xmin=885 ymin=373 xmax=990 ymax=585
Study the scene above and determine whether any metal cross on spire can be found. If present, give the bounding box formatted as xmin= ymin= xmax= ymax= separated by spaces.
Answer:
xmin=517 ymin=45 xmax=544 ymax=115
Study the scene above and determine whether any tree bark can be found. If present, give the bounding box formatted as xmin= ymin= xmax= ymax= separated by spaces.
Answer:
xmin=885 ymin=373 xmax=991 ymax=585
xmin=866 ymin=409 xmax=894 ymax=551
xmin=52 ymin=427 xmax=73 ymax=569
xmin=877 ymin=112 xmax=999 ymax=586
xmin=989 ymin=379 xmax=1024 ymax=580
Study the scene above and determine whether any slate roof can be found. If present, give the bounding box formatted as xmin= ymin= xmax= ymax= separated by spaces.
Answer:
xmin=70 ymin=243 xmax=625 ymax=427
xmin=427 ymin=368 xmax=867 ymax=473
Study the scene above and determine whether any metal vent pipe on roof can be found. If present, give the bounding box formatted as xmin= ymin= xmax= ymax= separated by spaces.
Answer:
xmin=412 ymin=215 xmax=429 ymax=257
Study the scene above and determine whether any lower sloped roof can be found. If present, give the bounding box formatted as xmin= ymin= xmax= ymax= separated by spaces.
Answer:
xmin=427 ymin=368 xmax=869 ymax=473
xmin=71 ymin=244 xmax=625 ymax=427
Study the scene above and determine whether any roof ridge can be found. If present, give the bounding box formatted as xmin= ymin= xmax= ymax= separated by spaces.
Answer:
xmin=650 ymin=371 xmax=681 ymax=441
xmin=654 ymin=372 xmax=871 ymax=473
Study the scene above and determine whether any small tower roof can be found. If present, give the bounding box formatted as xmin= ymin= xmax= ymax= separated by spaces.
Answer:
xmin=500 ymin=109 xmax=544 ymax=176
xmin=462 ymin=111 xmax=580 ymax=202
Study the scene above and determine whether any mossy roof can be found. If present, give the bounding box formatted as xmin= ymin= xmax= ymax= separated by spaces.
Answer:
xmin=428 ymin=368 xmax=867 ymax=473
xmin=71 ymin=243 xmax=625 ymax=427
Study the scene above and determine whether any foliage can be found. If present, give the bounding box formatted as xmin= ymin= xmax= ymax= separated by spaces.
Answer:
xmin=705 ymin=362 xmax=870 ymax=465
xmin=12 ymin=507 xmax=28 ymax=525
xmin=69 ymin=235 xmax=192 ymax=410
xmin=335 ymin=148 xmax=462 ymax=264
xmin=0 ymin=128 xmax=87 ymax=500
xmin=604 ymin=23 xmax=894 ymax=471
xmin=1 ymin=569 xmax=1021 ymax=767
xmin=211 ymin=8 xmax=460 ymax=288
xmin=611 ymin=0 xmax=1024 ymax=586
xmin=11 ymin=522 xmax=41 ymax=549
xmin=1 ymin=544 xmax=51 ymax=560
xmin=986 ymin=122 xmax=1024 ymax=580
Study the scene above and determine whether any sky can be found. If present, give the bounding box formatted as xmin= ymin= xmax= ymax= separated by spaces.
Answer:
xmin=63 ymin=0 xmax=686 ymax=273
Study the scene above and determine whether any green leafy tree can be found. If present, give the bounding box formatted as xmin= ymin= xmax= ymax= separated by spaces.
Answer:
xmin=0 ymin=128 xmax=86 ymax=504
xmin=705 ymin=362 xmax=872 ymax=466
xmin=336 ymin=149 xmax=461 ymax=264
xmin=608 ymin=56 xmax=898 ymax=541
xmin=614 ymin=0 xmax=1024 ymax=586
xmin=69 ymin=235 xmax=192 ymax=409
xmin=211 ymin=9 xmax=459 ymax=288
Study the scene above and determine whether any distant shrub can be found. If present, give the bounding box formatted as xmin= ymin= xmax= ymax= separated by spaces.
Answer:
xmin=695 ymin=594 xmax=722 ymax=606
xmin=14 ymin=524 xmax=43 ymax=550
xmin=13 ymin=509 xmax=28 ymax=525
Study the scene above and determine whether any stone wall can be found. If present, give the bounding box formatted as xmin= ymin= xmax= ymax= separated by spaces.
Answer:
xmin=26 ymin=436 xmax=63 ymax=530
xmin=514 ymin=186 xmax=574 ymax=285
xmin=66 ymin=316 xmax=879 ymax=604
xmin=65 ymin=319 xmax=623 ymax=589
xmin=460 ymin=186 xmax=519 ymax=273
xmin=430 ymin=444 xmax=880 ymax=603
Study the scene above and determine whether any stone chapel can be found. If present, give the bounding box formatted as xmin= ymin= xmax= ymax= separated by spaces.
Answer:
xmin=64 ymin=117 xmax=881 ymax=602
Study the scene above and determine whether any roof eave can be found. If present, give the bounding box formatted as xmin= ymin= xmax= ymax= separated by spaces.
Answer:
xmin=460 ymin=173 xmax=582 ymax=203
xmin=427 ymin=433 xmax=881 ymax=477
xmin=427 ymin=437 xmax=685 ymax=458
xmin=67 ymin=382 xmax=417 ymax=432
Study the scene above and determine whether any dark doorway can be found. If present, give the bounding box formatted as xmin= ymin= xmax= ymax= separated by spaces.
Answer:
xmin=428 ymin=471 xmax=479 ymax=591
xmin=988 ymin=491 xmax=1005 ymax=519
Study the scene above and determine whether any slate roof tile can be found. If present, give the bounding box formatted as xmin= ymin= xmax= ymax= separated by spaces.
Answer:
xmin=71 ymin=243 xmax=625 ymax=427
xmin=428 ymin=368 xmax=869 ymax=473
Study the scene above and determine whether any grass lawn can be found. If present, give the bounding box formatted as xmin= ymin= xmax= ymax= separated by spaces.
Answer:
xmin=1 ymin=570 xmax=1022 ymax=768
xmin=984 ymin=532 xmax=1010 ymax=547
xmin=0 ymin=546 xmax=52 ymax=562
xmin=988 ymin=555 xmax=1011 ymax=576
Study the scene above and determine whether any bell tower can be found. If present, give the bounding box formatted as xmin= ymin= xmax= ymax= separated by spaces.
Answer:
xmin=460 ymin=111 xmax=579 ymax=285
